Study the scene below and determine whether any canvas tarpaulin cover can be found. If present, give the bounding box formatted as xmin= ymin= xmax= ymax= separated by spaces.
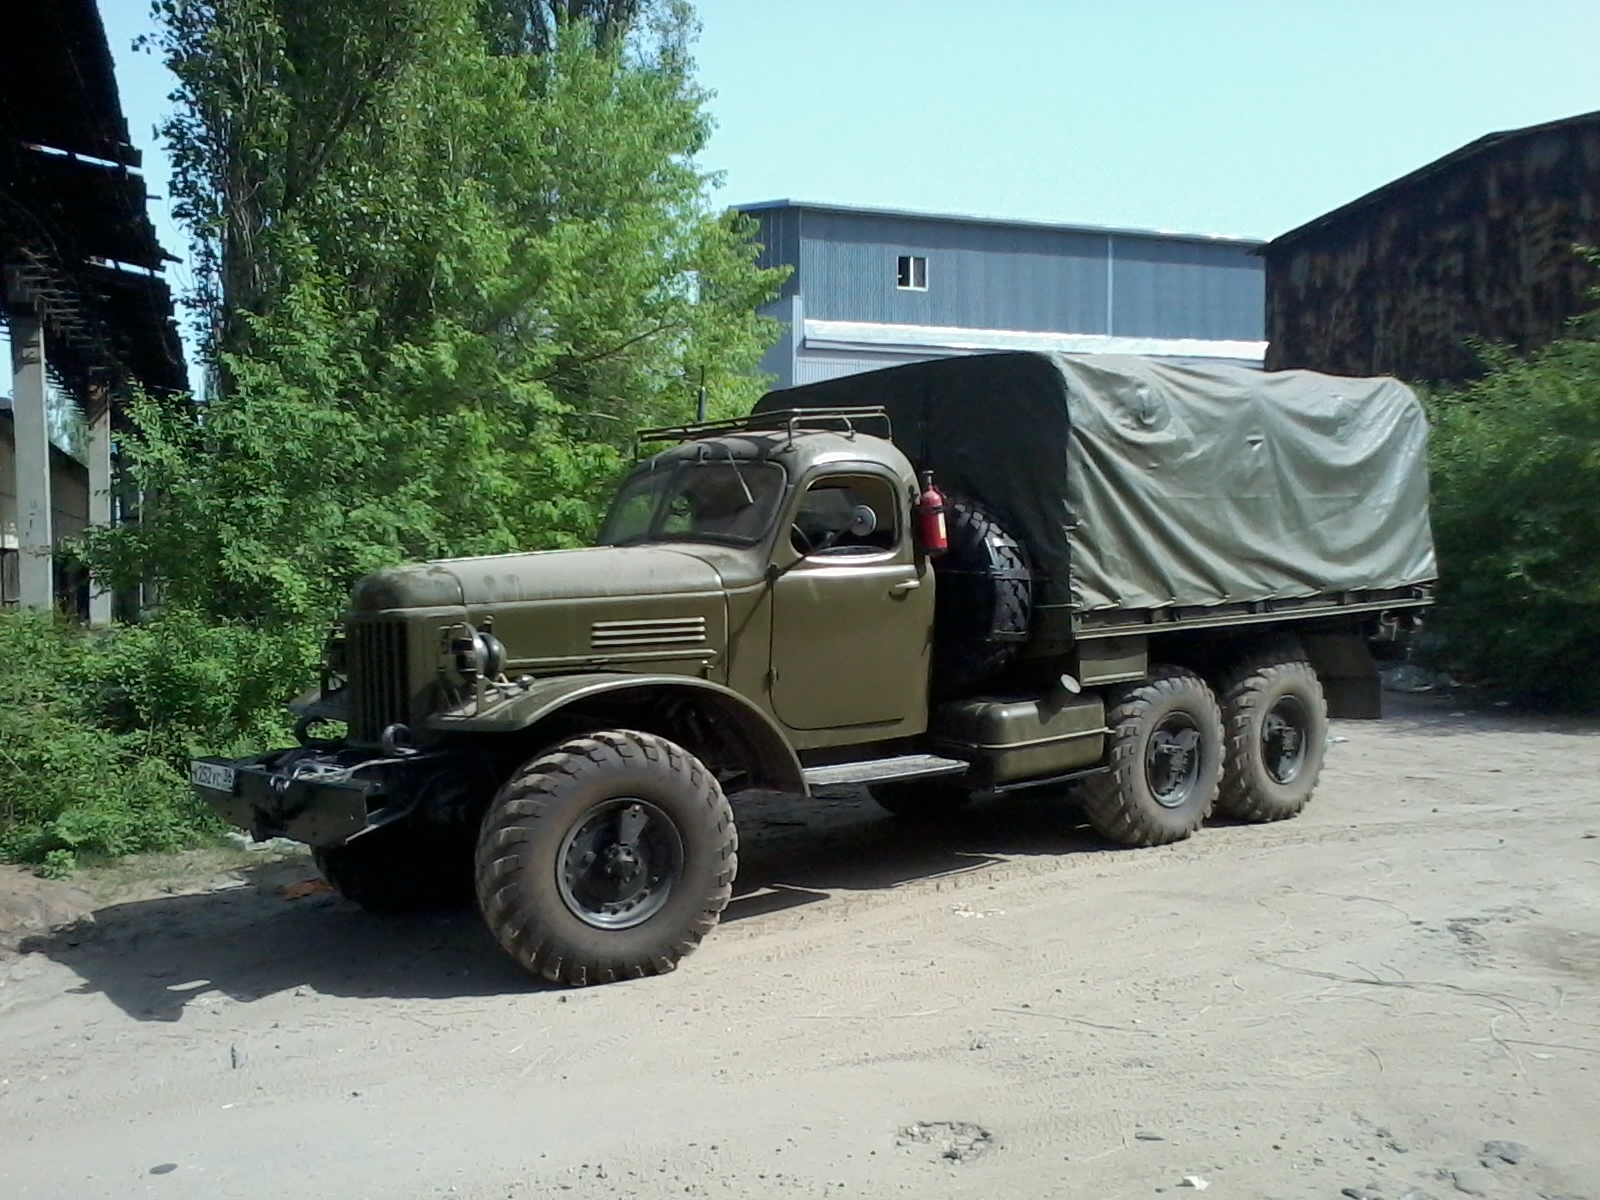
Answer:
xmin=754 ymin=352 xmax=1436 ymax=615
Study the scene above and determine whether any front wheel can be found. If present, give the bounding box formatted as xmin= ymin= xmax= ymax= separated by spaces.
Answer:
xmin=475 ymin=731 xmax=736 ymax=987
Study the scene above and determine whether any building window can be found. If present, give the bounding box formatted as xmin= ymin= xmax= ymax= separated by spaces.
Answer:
xmin=896 ymin=255 xmax=928 ymax=291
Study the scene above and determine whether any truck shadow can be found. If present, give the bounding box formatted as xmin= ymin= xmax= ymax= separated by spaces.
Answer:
xmin=723 ymin=786 xmax=1103 ymax=923
xmin=18 ymin=872 xmax=531 ymax=1022
xmin=17 ymin=787 xmax=1107 ymax=1022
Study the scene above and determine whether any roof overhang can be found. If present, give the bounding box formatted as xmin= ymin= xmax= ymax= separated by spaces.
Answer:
xmin=802 ymin=319 xmax=1267 ymax=366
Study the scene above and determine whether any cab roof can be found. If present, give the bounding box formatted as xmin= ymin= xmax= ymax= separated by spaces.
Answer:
xmin=635 ymin=414 xmax=911 ymax=481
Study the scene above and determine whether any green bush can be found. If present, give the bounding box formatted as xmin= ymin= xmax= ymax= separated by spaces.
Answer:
xmin=3 ymin=2 xmax=794 ymax=872
xmin=1425 ymin=326 xmax=1600 ymax=710
xmin=0 ymin=609 xmax=315 ymax=869
xmin=95 ymin=610 xmax=314 ymax=765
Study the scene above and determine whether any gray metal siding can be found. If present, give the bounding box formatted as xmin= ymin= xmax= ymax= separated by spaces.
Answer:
xmin=799 ymin=211 xmax=1110 ymax=332
xmin=1110 ymin=238 xmax=1264 ymax=340
xmin=749 ymin=208 xmax=802 ymax=300
xmin=792 ymin=347 xmax=941 ymax=386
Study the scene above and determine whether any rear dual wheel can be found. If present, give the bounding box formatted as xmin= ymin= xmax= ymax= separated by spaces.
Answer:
xmin=1079 ymin=666 xmax=1224 ymax=847
xmin=1080 ymin=650 xmax=1327 ymax=848
xmin=1215 ymin=644 xmax=1328 ymax=822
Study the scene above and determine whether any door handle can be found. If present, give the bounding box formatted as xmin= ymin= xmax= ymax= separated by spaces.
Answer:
xmin=890 ymin=579 xmax=921 ymax=595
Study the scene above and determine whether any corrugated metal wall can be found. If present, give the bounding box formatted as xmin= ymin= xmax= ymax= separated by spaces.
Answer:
xmin=1264 ymin=118 xmax=1600 ymax=381
xmin=747 ymin=207 xmax=1263 ymax=340
xmin=1110 ymin=237 xmax=1265 ymax=339
xmin=747 ymin=208 xmax=802 ymax=299
xmin=798 ymin=210 xmax=1111 ymax=332
xmin=792 ymin=348 xmax=940 ymax=386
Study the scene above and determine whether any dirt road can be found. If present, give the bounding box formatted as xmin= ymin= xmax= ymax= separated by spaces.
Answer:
xmin=3 ymin=696 xmax=1598 ymax=1200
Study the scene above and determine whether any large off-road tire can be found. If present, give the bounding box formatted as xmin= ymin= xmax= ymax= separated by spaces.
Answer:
xmin=1216 ymin=643 xmax=1328 ymax=822
xmin=474 ymin=731 xmax=736 ymax=987
xmin=1079 ymin=666 xmax=1224 ymax=847
xmin=313 ymin=822 xmax=474 ymax=913
xmin=868 ymin=777 xmax=972 ymax=820
xmin=931 ymin=497 xmax=1032 ymax=699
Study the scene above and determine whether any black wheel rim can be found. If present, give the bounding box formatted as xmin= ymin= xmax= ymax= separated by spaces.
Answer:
xmin=1144 ymin=711 xmax=1203 ymax=808
xmin=556 ymin=798 xmax=684 ymax=930
xmin=1261 ymin=695 xmax=1310 ymax=784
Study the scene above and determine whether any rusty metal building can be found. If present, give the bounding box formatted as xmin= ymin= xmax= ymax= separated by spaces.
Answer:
xmin=1263 ymin=110 xmax=1600 ymax=383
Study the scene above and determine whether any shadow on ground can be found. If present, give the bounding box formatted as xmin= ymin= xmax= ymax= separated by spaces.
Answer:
xmin=723 ymin=785 xmax=1103 ymax=922
xmin=19 ymin=786 xmax=1106 ymax=1021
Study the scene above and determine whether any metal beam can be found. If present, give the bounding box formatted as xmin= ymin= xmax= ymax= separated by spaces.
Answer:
xmin=8 ymin=311 xmax=54 ymax=608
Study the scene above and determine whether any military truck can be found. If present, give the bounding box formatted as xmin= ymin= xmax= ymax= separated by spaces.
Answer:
xmin=192 ymin=351 xmax=1435 ymax=986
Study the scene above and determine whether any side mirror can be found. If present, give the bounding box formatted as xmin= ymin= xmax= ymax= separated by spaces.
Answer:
xmin=848 ymin=505 xmax=878 ymax=539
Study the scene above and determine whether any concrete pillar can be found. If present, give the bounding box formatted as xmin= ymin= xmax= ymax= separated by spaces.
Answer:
xmin=88 ymin=398 xmax=113 ymax=625
xmin=8 ymin=312 xmax=54 ymax=609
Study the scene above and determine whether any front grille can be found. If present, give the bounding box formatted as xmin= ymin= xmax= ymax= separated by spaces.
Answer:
xmin=348 ymin=620 xmax=410 ymax=743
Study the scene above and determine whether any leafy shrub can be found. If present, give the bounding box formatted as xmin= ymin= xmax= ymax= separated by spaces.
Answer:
xmin=3 ymin=1 xmax=794 ymax=870
xmin=0 ymin=611 xmax=201 ymax=865
xmin=95 ymin=610 xmax=314 ymax=765
xmin=1425 ymin=326 xmax=1600 ymax=709
xmin=0 ymin=609 xmax=315 ymax=868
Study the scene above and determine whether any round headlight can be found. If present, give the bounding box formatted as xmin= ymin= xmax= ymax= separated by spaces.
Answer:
xmin=477 ymin=631 xmax=506 ymax=679
xmin=449 ymin=629 xmax=506 ymax=682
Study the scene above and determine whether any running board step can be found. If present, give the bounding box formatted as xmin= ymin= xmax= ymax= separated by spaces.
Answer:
xmin=803 ymin=754 xmax=969 ymax=789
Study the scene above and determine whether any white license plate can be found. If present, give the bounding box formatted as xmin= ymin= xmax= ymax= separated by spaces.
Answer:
xmin=190 ymin=761 xmax=237 ymax=792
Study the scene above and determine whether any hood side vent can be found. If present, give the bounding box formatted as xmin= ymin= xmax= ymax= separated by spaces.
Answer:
xmin=591 ymin=616 xmax=707 ymax=651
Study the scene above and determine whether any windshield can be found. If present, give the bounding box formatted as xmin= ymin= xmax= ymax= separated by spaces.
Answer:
xmin=600 ymin=460 xmax=787 ymax=547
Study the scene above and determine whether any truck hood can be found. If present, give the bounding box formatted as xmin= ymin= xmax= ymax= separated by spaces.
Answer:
xmin=351 ymin=545 xmax=727 ymax=611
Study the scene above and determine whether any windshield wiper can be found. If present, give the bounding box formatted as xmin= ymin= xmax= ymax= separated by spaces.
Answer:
xmin=697 ymin=441 xmax=755 ymax=508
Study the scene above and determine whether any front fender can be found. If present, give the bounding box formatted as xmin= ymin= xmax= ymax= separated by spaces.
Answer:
xmin=423 ymin=673 xmax=806 ymax=795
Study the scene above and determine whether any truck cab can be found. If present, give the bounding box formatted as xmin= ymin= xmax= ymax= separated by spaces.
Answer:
xmin=597 ymin=415 xmax=935 ymax=745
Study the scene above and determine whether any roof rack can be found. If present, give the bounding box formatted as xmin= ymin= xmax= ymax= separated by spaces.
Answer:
xmin=636 ymin=406 xmax=893 ymax=446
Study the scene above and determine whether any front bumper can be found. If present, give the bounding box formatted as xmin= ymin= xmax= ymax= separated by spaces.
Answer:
xmin=191 ymin=746 xmax=420 ymax=848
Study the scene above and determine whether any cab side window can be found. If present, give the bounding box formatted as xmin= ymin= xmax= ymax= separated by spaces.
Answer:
xmin=790 ymin=474 xmax=899 ymax=557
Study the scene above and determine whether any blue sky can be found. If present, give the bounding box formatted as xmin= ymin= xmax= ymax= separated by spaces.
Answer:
xmin=104 ymin=0 xmax=1600 ymax=312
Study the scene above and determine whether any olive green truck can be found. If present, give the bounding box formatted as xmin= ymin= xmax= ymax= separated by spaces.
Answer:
xmin=192 ymin=351 xmax=1436 ymax=986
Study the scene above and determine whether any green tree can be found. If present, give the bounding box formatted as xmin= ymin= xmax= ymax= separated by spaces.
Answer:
xmin=477 ymin=1 xmax=665 ymax=55
xmin=1426 ymin=317 xmax=1600 ymax=709
xmin=101 ymin=0 xmax=784 ymax=624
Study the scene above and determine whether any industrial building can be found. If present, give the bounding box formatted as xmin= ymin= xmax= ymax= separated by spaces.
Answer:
xmin=739 ymin=200 xmax=1266 ymax=389
xmin=0 ymin=0 xmax=184 ymax=616
xmin=1264 ymin=110 xmax=1600 ymax=383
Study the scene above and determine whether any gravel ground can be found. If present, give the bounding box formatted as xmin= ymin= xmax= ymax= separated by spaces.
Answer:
xmin=2 ymin=694 xmax=1597 ymax=1200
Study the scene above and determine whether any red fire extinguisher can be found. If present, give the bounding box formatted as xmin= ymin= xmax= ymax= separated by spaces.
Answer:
xmin=917 ymin=469 xmax=948 ymax=555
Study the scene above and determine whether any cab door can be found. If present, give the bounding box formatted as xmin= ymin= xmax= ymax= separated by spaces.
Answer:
xmin=769 ymin=470 xmax=932 ymax=732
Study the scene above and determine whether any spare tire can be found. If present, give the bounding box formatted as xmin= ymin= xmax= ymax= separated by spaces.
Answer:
xmin=931 ymin=496 xmax=1032 ymax=698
